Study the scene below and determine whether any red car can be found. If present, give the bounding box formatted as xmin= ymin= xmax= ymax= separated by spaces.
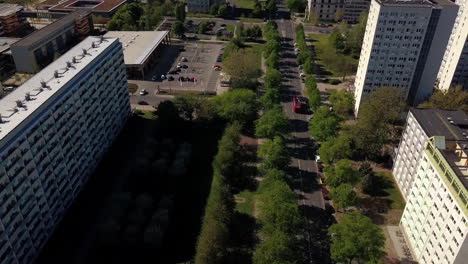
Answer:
xmin=317 ymin=163 xmax=324 ymax=172
xmin=292 ymin=96 xmax=308 ymax=113
xmin=322 ymin=187 xmax=330 ymax=200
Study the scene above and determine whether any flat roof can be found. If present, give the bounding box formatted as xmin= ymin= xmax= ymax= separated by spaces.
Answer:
xmin=0 ymin=4 xmax=23 ymax=17
xmin=12 ymin=10 xmax=91 ymax=48
xmin=377 ymin=0 xmax=456 ymax=7
xmin=104 ymin=31 xmax=169 ymax=65
xmin=0 ymin=36 xmax=119 ymax=142
xmin=42 ymin=0 xmax=128 ymax=13
xmin=0 ymin=37 xmax=20 ymax=54
xmin=411 ymin=108 xmax=468 ymax=141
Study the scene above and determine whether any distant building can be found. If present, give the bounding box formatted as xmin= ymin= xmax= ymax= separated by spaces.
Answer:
xmin=436 ymin=0 xmax=468 ymax=91
xmin=343 ymin=0 xmax=370 ymax=23
xmin=0 ymin=4 xmax=28 ymax=37
xmin=393 ymin=108 xmax=468 ymax=200
xmin=0 ymin=37 xmax=20 ymax=75
xmin=0 ymin=36 xmax=130 ymax=264
xmin=11 ymin=10 xmax=93 ymax=73
xmin=104 ymin=31 xmax=171 ymax=79
xmin=306 ymin=0 xmax=370 ymax=23
xmin=187 ymin=0 xmax=224 ymax=13
xmin=39 ymin=0 xmax=128 ymax=17
xmin=353 ymin=0 xmax=459 ymax=115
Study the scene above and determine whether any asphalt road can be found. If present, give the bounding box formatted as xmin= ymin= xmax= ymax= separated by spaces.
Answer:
xmin=275 ymin=3 xmax=333 ymax=263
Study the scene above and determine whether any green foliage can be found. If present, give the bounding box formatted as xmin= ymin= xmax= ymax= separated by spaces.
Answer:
xmin=324 ymin=159 xmax=361 ymax=188
xmin=107 ymin=3 xmax=144 ymax=30
xmin=302 ymin=56 xmax=315 ymax=75
xmin=217 ymin=4 xmax=229 ymax=17
xmin=209 ymin=3 xmax=219 ymax=15
xmin=252 ymin=0 xmax=263 ymax=17
xmin=266 ymin=52 xmax=280 ymax=69
xmin=235 ymin=22 xmax=244 ymax=39
xmin=222 ymin=49 xmax=261 ymax=88
xmin=258 ymin=137 xmax=290 ymax=171
xmin=329 ymin=212 xmax=385 ymax=263
xmin=260 ymin=88 xmax=281 ymax=110
xmin=255 ymin=106 xmax=290 ymax=139
xmin=309 ymin=88 xmax=321 ymax=112
xmin=198 ymin=21 xmax=209 ymax=34
xmin=353 ymin=87 xmax=406 ymax=159
xmin=265 ymin=0 xmax=277 ymax=15
xmin=212 ymin=89 xmax=258 ymax=124
xmin=174 ymin=94 xmax=212 ymax=121
xmin=257 ymin=169 xmax=288 ymax=193
xmin=172 ymin=20 xmax=185 ymax=37
xmin=308 ymin=106 xmax=340 ymax=142
xmin=107 ymin=2 xmax=173 ymax=31
xmin=318 ymin=134 xmax=353 ymax=165
xmin=156 ymin=100 xmax=180 ymax=123
xmin=328 ymin=28 xmax=345 ymax=50
xmin=329 ymin=183 xmax=357 ymax=210
xmin=263 ymin=39 xmax=281 ymax=59
xmin=286 ymin=0 xmax=306 ymax=11
xmin=244 ymin=25 xmax=263 ymax=40
xmin=175 ymin=3 xmax=186 ymax=22
xmin=264 ymin=68 xmax=282 ymax=90
xmin=329 ymin=89 xmax=354 ymax=118
xmin=253 ymin=230 xmax=298 ymax=264
xmin=418 ymin=86 xmax=468 ymax=113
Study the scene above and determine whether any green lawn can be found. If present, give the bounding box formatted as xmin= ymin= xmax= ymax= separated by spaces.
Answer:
xmin=377 ymin=172 xmax=405 ymax=210
xmin=240 ymin=17 xmax=264 ymax=23
xmin=235 ymin=190 xmax=256 ymax=216
xmin=235 ymin=0 xmax=255 ymax=9
xmin=308 ymin=33 xmax=358 ymax=77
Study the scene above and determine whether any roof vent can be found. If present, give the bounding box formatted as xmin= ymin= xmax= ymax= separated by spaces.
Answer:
xmin=449 ymin=120 xmax=455 ymax=124
xmin=25 ymin=93 xmax=31 ymax=101
xmin=66 ymin=61 xmax=72 ymax=68
xmin=15 ymin=100 xmax=23 ymax=108
xmin=72 ymin=56 xmax=77 ymax=63
xmin=54 ymin=70 xmax=59 ymax=78
xmin=447 ymin=117 xmax=452 ymax=120
xmin=40 ymin=80 xmax=47 ymax=88
xmin=91 ymin=42 xmax=97 ymax=48
xmin=100 ymin=35 xmax=104 ymax=43
xmin=82 ymin=48 xmax=88 ymax=55
xmin=0 ymin=116 xmax=2 ymax=124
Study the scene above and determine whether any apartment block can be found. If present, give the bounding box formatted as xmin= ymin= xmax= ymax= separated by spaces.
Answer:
xmin=400 ymin=136 xmax=468 ymax=264
xmin=187 ymin=0 xmax=224 ymax=13
xmin=0 ymin=36 xmax=130 ymax=263
xmin=436 ymin=0 xmax=468 ymax=91
xmin=307 ymin=0 xmax=345 ymax=21
xmin=11 ymin=10 xmax=93 ymax=73
xmin=343 ymin=0 xmax=371 ymax=23
xmin=393 ymin=108 xmax=468 ymax=200
xmin=353 ymin=0 xmax=458 ymax=114
xmin=0 ymin=4 xmax=28 ymax=37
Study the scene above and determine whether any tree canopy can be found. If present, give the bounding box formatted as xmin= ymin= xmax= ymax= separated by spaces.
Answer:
xmin=223 ymin=49 xmax=261 ymax=88
xmin=329 ymin=211 xmax=385 ymax=263
xmin=324 ymin=159 xmax=361 ymax=188
xmin=308 ymin=106 xmax=340 ymax=142
xmin=255 ymin=106 xmax=290 ymax=139
xmin=329 ymin=90 xmax=354 ymax=118
xmin=318 ymin=134 xmax=353 ymax=165
xmin=258 ymin=136 xmax=291 ymax=171
xmin=329 ymin=183 xmax=358 ymax=210
xmin=264 ymin=68 xmax=282 ymax=90
xmin=212 ymin=89 xmax=258 ymax=124
xmin=418 ymin=86 xmax=468 ymax=113
xmin=253 ymin=230 xmax=298 ymax=264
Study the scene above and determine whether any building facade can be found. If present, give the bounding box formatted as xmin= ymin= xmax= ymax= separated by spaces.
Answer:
xmin=0 ymin=36 xmax=130 ymax=263
xmin=353 ymin=0 xmax=458 ymax=114
xmin=343 ymin=0 xmax=371 ymax=23
xmin=306 ymin=0 xmax=370 ymax=23
xmin=187 ymin=0 xmax=224 ymax=13
xmin=436 ymin=0 xmax=468 ymax=91
xmin=11 ymin=10 xmax=93 ymax=73
xmin=392 ymin=108 xmax=468 ymax=200
xmin=400 ymin=136 xmax=468 ymax=264
xmin=0 ymin=4 xmax=28 ymax=37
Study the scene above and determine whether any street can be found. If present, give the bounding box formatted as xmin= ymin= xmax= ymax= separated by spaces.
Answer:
xmin=275 ymin=3 xmax=333 ymax=263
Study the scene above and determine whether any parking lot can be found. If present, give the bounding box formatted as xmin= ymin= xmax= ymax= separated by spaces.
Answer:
xmin=129 ymin=41 xmax=224 ymax=107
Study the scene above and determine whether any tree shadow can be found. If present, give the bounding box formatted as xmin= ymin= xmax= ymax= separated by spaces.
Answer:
xmin=225 ymin=212 xmax=257 ymax=264
xmin=362 ymin=173 xmax=394 ymax=197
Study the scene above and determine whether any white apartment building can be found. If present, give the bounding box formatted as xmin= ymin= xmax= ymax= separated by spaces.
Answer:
xmin=400 ymin=136 xmax=468 ymax=264
xmin=436 ymin=0 xmax=468 ymax=91
xmin=306 ymin=0 xmax=345 ymax=21
xmin=0 ymin=36 xmax=130 ymax=263
xmin=353 ymin=0 xmax=459 ymax=114
xmin=392 ymin=108 xmax=468 ymax=200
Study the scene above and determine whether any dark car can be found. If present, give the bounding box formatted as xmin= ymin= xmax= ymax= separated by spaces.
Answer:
xmin=169 ymin=70 xmax=178 ymax=74
xmin=216 ymin=56 xmax=222 ymax=62
xmin=179 ymin=47 xmax=185 ymax=52
xmin=168 ymin=76 xmax=174 ymax=81
xmin=138 ymin=100 xmax=148 ymax=105
xmin=292 ymin=96 xmax=309 ymax=113
xmin=322 ymin=187 xmax=330 ymax=200
xmin=220 ymin=24 xmax=227 ymax=27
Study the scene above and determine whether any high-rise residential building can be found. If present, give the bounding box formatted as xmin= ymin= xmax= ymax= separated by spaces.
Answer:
xmin=306 ymin=0 xmax=370 ymax=23
xmin=343 ymin=0 xmax=371 ymax=23
xmin=400 ymin=135 xmax=468 ymax=264
xmin=11 ymin=10 xmax=93 ymax=73
xmin=0 ymin=36 xmax=130 ymax=263
xmin=353 ymin=0 xmax=459 ymax=114
xmin=0 ymin=4 xmax=28 ymax=37
xmin=393 ymin=108 xmax=468 ymax=200
xmin=436 ymin=0 xmax=468 ymax=91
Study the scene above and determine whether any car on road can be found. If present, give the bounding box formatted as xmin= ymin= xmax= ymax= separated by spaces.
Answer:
xmin=322 ymin=187 xmax=330 ymax=200
xmin=3 ymin=86 xmax=14 ymax=91
xmin=298 ymin=65 xmax=303 ymax=69
xmin=181 ymin=57 xmax=188 ymax=62
xmin=139 ymin=89 xmax=148 ymax=95
xmin=315 ymin=155 xmax=321 ymax=163
xmin=216 ymin=56 xmax=222 ymax=62
xmin=168 ymin=70 xmax=178 ymax=74
xmin=138 ymin=100 xmax=148 ymax=105
xmin=181 ymin=64 xmax=188 ymax=69
xmin=161 ymin=75 xmax=166 ymax=80
xmin=292 ymin=96 xmax=308 ymax=113
xmin=168 ymin=76 xmax=174 ymax=81
xmin=151 ymin=75 xmax=157 ymax=81
xmin=213 ymin=65 xmax=222 ymax=71
xmin=317 ymin=163 xmax=324 ymax=172
xmin=299 ymin=72 xmax=306 ymax=78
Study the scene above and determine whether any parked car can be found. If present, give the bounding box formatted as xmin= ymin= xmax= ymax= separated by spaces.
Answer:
xmin=299 ymin=72 xmax=306 ymax=78
xmin=169 ymin=70 xmax=178 ymax=74
xmin=138 ymin=100 xmax=148 ymax=105
xmin=294 ymin=42 xmax=298 ymax=47
xmin=181 ymin=64 xmax=188 ymax=69
xmin=317 ymin=163 xmax=324 ymax=172
xmin=216 ymin=56 xmax=222 ymax=62
xmin=220 ymin=24 xmax=227 ymax=27
xmin=213 ymin=65 xmax=222 ymax=71
xmin=151 ymin=75 xmax=157 ymax=81
xmin=292 ymin=96 xmax=308 ymax=113
xmin=315 ymin=155 xmax=321 ymax=163
xmin=139 ymin=89 xmax=147 ymax=95
xmin=3 ymin=86 xmax=14 ymax=91
xmin=299 ymin=65 xmax=303 ymax=69
xmin=161 ymin=74 xmax=166 ymax=80
xmin=168 ymin=76 xmax=174 ymax=81
xmin=179 ymin=47 xmax=185 ymax=52
xmin=322 ymin=187 xmax=330 ymax=200
xmin=181 ymin=57 xmax=188 ymax=62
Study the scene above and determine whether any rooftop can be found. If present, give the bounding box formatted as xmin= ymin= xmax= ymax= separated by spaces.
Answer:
xmin=11 ymin=10 xmax=91 ymax=48
xmin=410 ymin=108 xmax=468 ymax=141
xmin=0 ymin=37 xmax=20 ymax=54
xmin=377 ymin=0 xmax=456 ymax=7
xmin=0 ymin=4 xmax=23 ymax=17
xmin=104 ymin=31 xmax=169 ymax=65
xmin=42 ymin=0 xmax=128 ymax=13
xmin=0 ymin=36 xmax=118 ymax=143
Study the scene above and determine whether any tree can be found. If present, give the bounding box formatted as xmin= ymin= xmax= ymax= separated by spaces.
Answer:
xmin=329 ymin=28 xmax=345 ymax=50
xmin=286 ymin=0 xmax=306 ymax=12
xmin=256 ymin=106 xmax=290 ymax=139
xmin=265 ymin=0 xmax=277 ymax=16
xmin=308 ymin=12 xmax=319 ymax=25
xmin=264 ymin=68 xmax=282 ymax=90
xmin=217 ymin=4 xmax=229 ymax=18
xmin=156 ymin=100 xmax=180 ymax=122
xmin=318 ymin=134 xmax=353 ymax=165
xmin=308 ymin=106 xmax=340 ymax=142
xmin=266 ymin=52 xmax=280 ymax=69
xmin=263 ymin=39 xmax=281 ymax=58
xmin=209 ymin=3 xmax=219 ymax=15
xmin=334 ymin=9 xmax=344 ymax=22
xmin=258 ymin=136 xmax=290 ymax=171
xmin=329 ymin=89 xmax=354 ymax=118
xmin=223 ymin=49 xmax=262 ymax=88
xmin=329 ymin=212 xmax=385 ymax=263
xmin=309 ymin=87 xmax=321 ymax=111
xmin=253 ymin=0 xmax=263 ymax=17
xmin=174 ymin=94 xmax=203 ymax=120
xmin=253 ymin=231 xmax=298 ymax=264
xmin=212 ymin=89 xmax=258 ymax=124
xmin=418 ymin=86 xmax=468 ymax=113
xmin=172 ymin=20 xmax=185 ymax=37
xmin=260 ymin=88 xmax=281 ymax=110
xmin=174 ymin=3 xmax=186 ymax=22
xmin=302 ymin=56 xmax=315 ymax=75
xmin=330 ymin=183 xmax=357 ymax=210
xmin=324 ymin=159 xmax=361 ymax=188
xmin=198 ymin=21 xmax=208 ymax=34
xmin=245 ymin=25 xmax=263 ymax=40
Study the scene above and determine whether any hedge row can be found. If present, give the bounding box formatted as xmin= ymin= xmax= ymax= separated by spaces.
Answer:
xmin=194 ymin=123 xmax=242 ymax=264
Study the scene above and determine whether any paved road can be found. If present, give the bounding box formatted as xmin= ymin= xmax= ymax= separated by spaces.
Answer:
xmin=275 ymin=3 xmax=333 ymax=263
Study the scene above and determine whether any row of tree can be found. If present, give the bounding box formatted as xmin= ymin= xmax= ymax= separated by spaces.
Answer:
xmin=295 ymin=24 xmax=316 ymax=73
xmin=107 ymin=1 xmax=174 ymax=31
xmin=251 ymin=0 xmax=277 ymax=19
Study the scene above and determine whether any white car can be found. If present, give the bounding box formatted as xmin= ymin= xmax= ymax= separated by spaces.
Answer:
xmin=315 ymin=155 xmax=321 ymax=163
xmin=181 ymin=57 xmax=188 ymax=62
xmin=300 ymin=72 xmax=306 ymax=78
xmin=139 ymin=89 xmax=147 ymax=95
xmin=294 ymin=42 xmax=298 ymax=47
